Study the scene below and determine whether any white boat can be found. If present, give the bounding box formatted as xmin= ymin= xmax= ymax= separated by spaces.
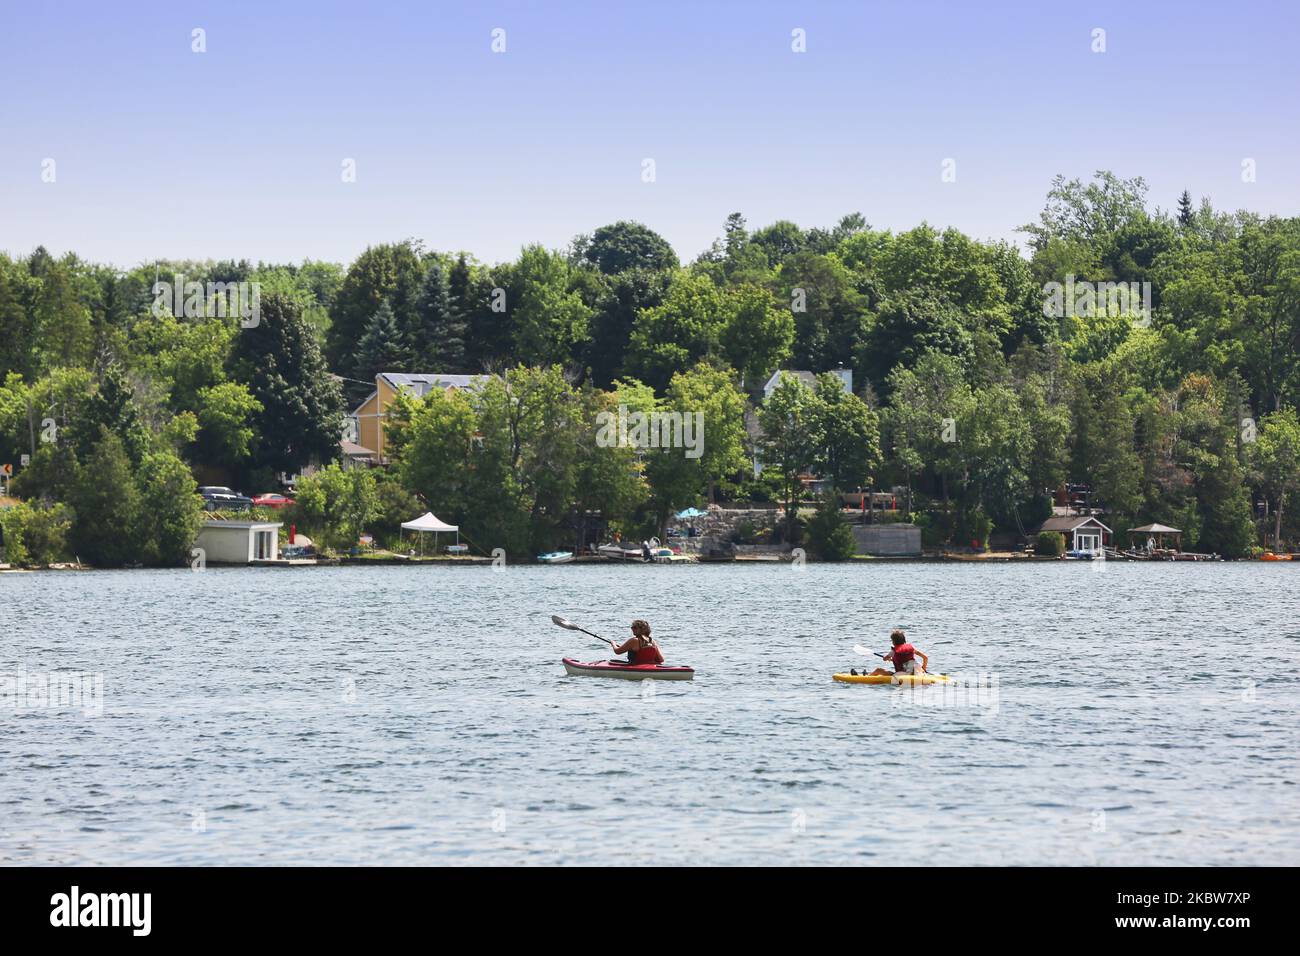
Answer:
xmin=597 ymin=544 xmax=643 ymax=561
xmin=537 ymin=551 xmax=574 ymax=564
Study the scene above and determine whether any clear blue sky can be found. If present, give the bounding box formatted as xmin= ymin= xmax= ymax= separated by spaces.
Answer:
xmin=1 ymin=0 xmax=1296 ymax=268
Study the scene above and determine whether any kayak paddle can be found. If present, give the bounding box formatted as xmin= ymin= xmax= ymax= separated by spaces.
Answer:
xmin=552 ymin=614 xmax=615 ymax=648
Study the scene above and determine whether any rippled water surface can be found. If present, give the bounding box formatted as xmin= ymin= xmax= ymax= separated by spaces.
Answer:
xmin=2 ymin=562 xmax=1297 ymax=865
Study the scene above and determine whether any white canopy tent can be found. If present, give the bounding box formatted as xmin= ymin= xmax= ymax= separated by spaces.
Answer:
xmin=400 ymin=512 xmax=459 ymax=555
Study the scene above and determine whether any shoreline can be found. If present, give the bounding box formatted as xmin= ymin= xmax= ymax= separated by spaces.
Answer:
xmin=3 ymin=551 xmax=1281 ymax=572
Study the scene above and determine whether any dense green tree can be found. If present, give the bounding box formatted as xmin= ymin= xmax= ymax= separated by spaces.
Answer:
xmin=749 ymin=220 xmax=806 ymax=268
xmin=463 ymin=261 xmax=516 ymax=371
xmin=327 ymin=241 xmax=424 ymax=374
xmin=884 ymin=352 xmax=973 ymax=509
xmin=1252 ymin=408 xmax=1300 ymax=549
xmin=73 ymin=363 xmax=149 ymax=464
xmin=397 ymin=386 xmax=479 ymax=519
xmin=1021 ymin=171 xmax=1152 ymax=255
xmin=193 ymin=382 xmax=262 ymax=466
xmin=585 ymin=269 xmax=670 ymax=388
xmin=0 ymin=500 xmax=72 ymax=566
xmin=623 ymin=364 xmax=748 ymax=535
xmin=720 ymin=285 xmax=794 ymax=389
xmin=511 ymin=246 xmax=591 ymax=368
xmin=135 ymin=450 xmax=204 ymax=566
xmin=810 ymin=373 xmax=880 ymax=491
xmin=33 ymin=261 xmax=94 ymax=372
xmin=805 ymin=493 xmax=856 ymax=560
xmin=1070 ymin=369 xmax=1144 ymax=517
xmin=627 ymin=271 xmax=728 ymax=392
xmin=412 ymin=260 xmax=467 ymax=370
xmin=776 ymin=252 xmax=870 ymax=371
xmin=862 ymin=292 xmax=973 ymax=396
xmin=573 ymin=383 xmax=651 ymax=544
xmin=759 ymin=373 xmax=821 ymax=535
xmin=583 ymin=221 xmax=678 ymax=275
xmin=67 ymin=430 xmax=141 ymax=567
xmin=353 ymin=301 xmax=412 ymax=383
xmin=0 ymin=258 xmax=34 ymax=378
xmin=231 ymin=292 xmax=345 ymax=478
xmin=294 ymin=463 xmax=378 ymax=553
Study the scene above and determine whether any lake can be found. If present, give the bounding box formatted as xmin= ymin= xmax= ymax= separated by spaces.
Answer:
xmin=2 ymin=562 xmax=1297 ymax=865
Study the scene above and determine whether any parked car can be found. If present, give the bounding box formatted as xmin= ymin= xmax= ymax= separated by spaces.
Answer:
xmin=198 ymin=486 xmax=254 ymax=511
xmin=252 ymin=493 xmax=296 ymax=509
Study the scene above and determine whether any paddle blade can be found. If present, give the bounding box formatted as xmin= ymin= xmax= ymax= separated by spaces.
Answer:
xmin=552 ymin=615 xmax=579 ymax=630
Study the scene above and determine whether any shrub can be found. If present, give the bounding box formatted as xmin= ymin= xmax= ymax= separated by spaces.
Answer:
xmin=805 ymin=496 xmax=856 ymax=560
xmin=294 ymin=464 xmax=378 ymax=552
xmin=1035 ymin=531 xmax=1066 ymax=556
xmin=1 ymin=501 xmax=73 ymax=566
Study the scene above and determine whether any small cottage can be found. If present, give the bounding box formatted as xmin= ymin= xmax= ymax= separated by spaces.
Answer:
xmin=195 ymin=519 xmax=282 ymax=564
xmin=1033 ymin=516 xmax=1112 ymax=554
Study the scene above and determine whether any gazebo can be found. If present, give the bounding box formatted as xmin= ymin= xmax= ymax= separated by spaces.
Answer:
xmin=400 ymin=512 xmax=459 ymax=556
xmin=1128 ymin=523 xmax=1182 ymax=553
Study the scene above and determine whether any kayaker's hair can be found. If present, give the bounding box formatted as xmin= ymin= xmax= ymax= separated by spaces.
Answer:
xmin=890 ymin=629 xmax=906 ymax=645
xmin=632 ymin=619 xmax=651 ymax=638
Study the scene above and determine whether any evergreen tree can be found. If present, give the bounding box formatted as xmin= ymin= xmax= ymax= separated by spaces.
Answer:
xmin=75 ymin=363 xmax=149 ymax=464
xmin=326 ymin=241 xmax=424 ymax=374
xmin=34 ymin=262 xmax=93 ymax=372
xmin=231 ymin=292 xmax=345 ymax=477
xmin=134 ymin=450 xmax=204 ymax=566
xmin=1177 ymin=190 xmax=1194 ymax=228
xmin=0 ymin=261 xmax=32 ymax=378
xmin=67 ymin=429 xmax=142 ymax=567
xmin=413 ymin=261 xmax=466 ymax=370
xmin=353 ymin=301 xmax=412 ymax=384
xmin=464 ymin=262 xmax=516 ymax=371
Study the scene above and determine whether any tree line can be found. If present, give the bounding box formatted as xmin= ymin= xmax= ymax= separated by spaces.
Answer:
xmin=2 ymin=171 xmax=1299 ymax=564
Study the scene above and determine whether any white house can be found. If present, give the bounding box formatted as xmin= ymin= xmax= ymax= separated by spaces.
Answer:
xmin=762 ymin=367 xmax=853 ymax=401
xmin=195 ymin=520 xmax=282 ymax=564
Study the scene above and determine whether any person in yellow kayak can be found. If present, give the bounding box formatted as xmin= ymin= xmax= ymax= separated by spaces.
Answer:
xmin=855 ymin=629 xmax=928 ymax=677
xmin=611 ymin=619 xmax=664 ymax=665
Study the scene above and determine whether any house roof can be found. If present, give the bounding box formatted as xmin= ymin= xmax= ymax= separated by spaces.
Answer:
xmin=341 ymin=440 xmax=375 ymax=457
xmin=351 ymin=372 xmax=487 ymax=416
xmin=762 ymin=368 xmax=854 ymax=394
xmin=199 ymin=520 xmax=283 ymax=530
xmin=764 ymin=369 xmax=819 ymax=391
xmin=1036 ymin=515 xmax=1114 ymax=534
xmin=380 ymin=372 xmax=484 ymax=396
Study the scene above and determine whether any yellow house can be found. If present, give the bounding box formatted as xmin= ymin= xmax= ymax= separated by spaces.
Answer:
xmin=349 ymin=372 xmax=485 ymax=463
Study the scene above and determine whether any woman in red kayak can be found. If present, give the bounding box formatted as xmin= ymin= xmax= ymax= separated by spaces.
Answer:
xmin=860 ymin=629 xmax=927 ymax=677
xmin=612 ymin=619 xmax=664 ymax=665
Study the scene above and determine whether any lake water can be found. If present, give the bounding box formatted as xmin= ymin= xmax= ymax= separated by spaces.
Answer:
xmin=2 ymin=562 xmax=1297 ymax=865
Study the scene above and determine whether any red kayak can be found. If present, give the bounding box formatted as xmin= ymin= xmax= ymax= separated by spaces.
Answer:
xmin=561 ymin=658 xmax=695 ymax=681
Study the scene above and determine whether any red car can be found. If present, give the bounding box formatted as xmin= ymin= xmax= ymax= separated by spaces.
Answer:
xmin=252 ymin=493 xmax=295 ymax=509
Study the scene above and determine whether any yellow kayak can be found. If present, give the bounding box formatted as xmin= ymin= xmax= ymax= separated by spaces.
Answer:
xmin=833 ymin=672 xmax=954 ymax=686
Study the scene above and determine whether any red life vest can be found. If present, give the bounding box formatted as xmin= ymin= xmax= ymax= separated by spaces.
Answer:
xmin=891 ymin=643 xmax=915 ymax=670
xmin=629 ymin=641 xmax=664 ymax=665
